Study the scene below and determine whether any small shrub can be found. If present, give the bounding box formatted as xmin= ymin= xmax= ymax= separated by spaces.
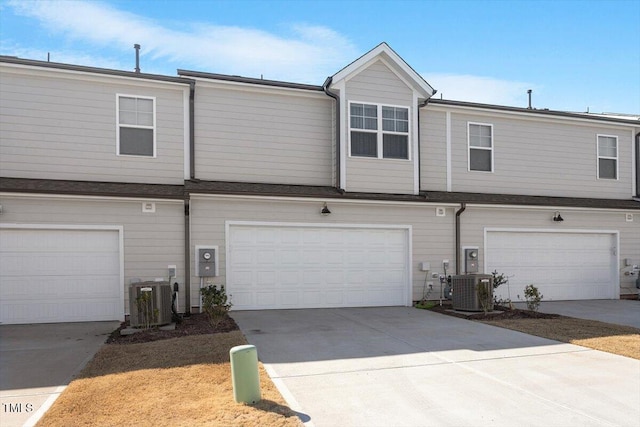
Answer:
xmin=200 ymin=284 xmax=232 ymax=327
xmin=523 ymin=284 xmax=543 ymax=312
xmin=491 ymin=270 xmax=507 ymax=290
xmin=491 ymin=270 xmax=513 ymax=309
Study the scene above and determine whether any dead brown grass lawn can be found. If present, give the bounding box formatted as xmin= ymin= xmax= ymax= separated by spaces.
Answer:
xmin=37 ymin=331 xmax=301 ymax=427
xmin=480 ymin=317 xmax=640 ymax=360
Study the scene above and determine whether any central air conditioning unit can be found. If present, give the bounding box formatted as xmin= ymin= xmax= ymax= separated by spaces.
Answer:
xmin=452 ymin=274 xmax=493 ymax=312
xmin=129 ymin=281 xmax=173 ymax=327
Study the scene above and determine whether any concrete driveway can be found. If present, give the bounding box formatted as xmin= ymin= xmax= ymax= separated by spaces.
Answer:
xmin=0 ymin=321 xmax=119 ymax=427
xmin=233 ymin=307 xmax=640 ymax=427
xmin=513 ymin=299 xmax=640 ymax=328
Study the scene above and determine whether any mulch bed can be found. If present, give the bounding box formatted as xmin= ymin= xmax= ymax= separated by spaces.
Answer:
xmin=428 ymin=302 xmax=560 ymax=321
xmin=106 ymin=313 xmax=239 ymax=344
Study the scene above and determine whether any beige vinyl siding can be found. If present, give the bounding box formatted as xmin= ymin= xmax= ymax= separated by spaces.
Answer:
xmin=419 ymin=109 xmax=448 ymax=191
xmin=194 ymin=86 xmax=333 ymax=185
xmin=344 ymin=60 xmax=415 ymax=194
xmin=0 ymin=195 xmax=185 ymax=313
xmin=346 ymin=60 xmax=413 ymax=105
xmin=0 ymin=69 xmax=186 ymax=184
xmin=458 ymin=207 xmax=639 ymax=295
xmin=346 ymin=158 xmax=414 ymax=194
xmin=189 ymin=196 xmax=455 ymax=308
xmin=445 ymin=110 xmax=633 ymax=198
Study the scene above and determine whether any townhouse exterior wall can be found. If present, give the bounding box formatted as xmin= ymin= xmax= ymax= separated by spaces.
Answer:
xmin=422 ymin=104 xmax=637 ymax=198
xmin=0 ymin=64 xmax=188 ymax=185
xmin=191 ymin=82 xmax=334 ymax=185
xmin=0 ymin=194 xmax=185 ymax=314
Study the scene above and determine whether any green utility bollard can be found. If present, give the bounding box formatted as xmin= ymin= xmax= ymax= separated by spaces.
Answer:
xmin=229 ymin=344 xmax=261 ymax=404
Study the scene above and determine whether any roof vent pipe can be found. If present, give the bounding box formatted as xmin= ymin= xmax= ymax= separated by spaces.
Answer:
xmin=527 ymin=89 xmax=532 ymax=109
xmin=134 ymin=44 xmax=141 ymax=73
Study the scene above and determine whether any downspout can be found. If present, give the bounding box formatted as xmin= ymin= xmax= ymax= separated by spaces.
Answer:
xmin=184 ymin=80 xmax=195 ymax=316
xmin=184 ymin=198 xmax=191 ymax=317
xmin=189 ymin=81 xmax=196 ymax=180
xmin=455 ymin=202 xmax=466 ymax=275
xmin=636 ymin=132 xmax=640 ymax=198
xmin=323 ymin=77 xmax=343 ymax=191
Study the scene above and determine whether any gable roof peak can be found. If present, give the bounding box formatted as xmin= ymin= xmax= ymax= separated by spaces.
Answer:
xmin=330 ymin=42 xmax=435 ymax=99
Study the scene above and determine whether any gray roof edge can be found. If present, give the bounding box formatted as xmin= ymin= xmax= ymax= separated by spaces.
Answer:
xmin=0 ymin=177 xmax=185 ymax=199
xmin=0 ymin=56 xmax=193 ymax=85
xmin=423 ymin=190 xmax=640 ymax=210
xmin=428 ymin=99 xmax=640 ymax=125
xmin=186 ymin=180 xmax=640 ymax=210
xmin=177 ymin=69 xmax=324 ymax=91
xmin=2 ymin=178 xmax=637 ymax=210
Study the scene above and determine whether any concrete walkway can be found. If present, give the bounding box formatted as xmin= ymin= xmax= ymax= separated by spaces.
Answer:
xmin=0 ymin=321 xmax=119 ymax=427
xmin=512 ymin=299 xmax=640 ymax=328
xmin=233 ymin=307 xmax=640 ymax=427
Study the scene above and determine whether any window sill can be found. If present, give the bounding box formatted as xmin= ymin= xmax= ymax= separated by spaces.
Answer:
xmin=349 ymin=155 xmax=412 ymax=162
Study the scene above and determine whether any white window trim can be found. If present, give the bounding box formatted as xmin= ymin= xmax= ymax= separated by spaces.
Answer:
xmin=467 ymin=121 xmax=494 ymax=173
xmin=348 ymin=100 xmax=412 ymax=161
xmin=116 ymin=94 xmax=157 ymax=158
xmin=596 ymin=134 xmax=618 ymax=180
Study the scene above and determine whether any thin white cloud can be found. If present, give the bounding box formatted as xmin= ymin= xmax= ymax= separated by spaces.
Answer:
xmin=423 ymin=73 xmax=539 ymax=108
xmin=6 ymin=0 xmax=357 ymax=82
xmin=0 ymin=41 xmax=128 ymax=70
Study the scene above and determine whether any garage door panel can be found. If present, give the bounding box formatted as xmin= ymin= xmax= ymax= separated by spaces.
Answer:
xmin=487 ymin=231 xmax=616 ymax=301
xmin=0 ymin=228 xmax=123 ymax=324
xmin=228 ymin=224 xmax=410 ymax=310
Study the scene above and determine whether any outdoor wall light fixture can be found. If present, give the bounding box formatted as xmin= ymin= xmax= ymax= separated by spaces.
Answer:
xmin=552 ymin=211 xmax=564 ymax=222
xmin=320 ymin=203 xmax=331 ymax=216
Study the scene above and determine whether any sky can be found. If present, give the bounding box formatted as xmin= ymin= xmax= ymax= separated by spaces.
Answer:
xmin=1 ymin=0 xmax=639 ymax=114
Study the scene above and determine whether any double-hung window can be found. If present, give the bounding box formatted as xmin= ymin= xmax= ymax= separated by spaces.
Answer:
xmin=597 ymin=135 xmax=618 ymax=179
xmin=350 ymin=102 xmax=410 ymax=160
xmin=117 ymin=95 xmax=155 ymax=157
xmin=468 ymin=122 xmax=493 ymax=172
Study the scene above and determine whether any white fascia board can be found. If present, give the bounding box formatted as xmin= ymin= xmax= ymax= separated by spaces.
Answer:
xmin=426 ymin=103 xmax=640 ymax=129
xmin=183 ymin=87 xmax=191 ymax=180
xmin=468 ymin=203 xmax=638 ymax=213
xmin=186 ymin=76 xmax=327 ymax=99
xmin=330 ymin=43 xmax=434 ymax=97
xmin=189 ymin=192 xmax=460 ymax=208
xmin=0 ymin=192 xmax=184 ymax=203
xmin=0 ymin=62 xmax=188 ymax=90
xmin=485 ymin=227 xmax=620 ymax=235
xmin=227 ymin=220 xmax=412 ymax=230
xmin=631 ymin=128 xmax=637 ymax=197
xmin=412 ymin=92 xmax=420 ymax=194
xmin=446 ymin=111 xmax=452 ymax=191
xmin=0 ymin=223 xmax=124 ymax=232
xmin=336 ymin=79 xmax=348 ymax=190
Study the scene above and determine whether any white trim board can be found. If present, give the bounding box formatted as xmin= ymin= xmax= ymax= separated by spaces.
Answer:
xmin=0 ymin=62 xmax=189 ymax=89
xmin=189 ymin=193 xmax=460 ymax=207
xmin=426 ymin=103 xmax=639 ymax=129
xmin=0 ymin=193 xmax=184 ymax=203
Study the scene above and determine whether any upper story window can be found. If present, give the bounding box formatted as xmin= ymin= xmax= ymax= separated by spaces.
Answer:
xmin=350 ymin=102 xmax=409 ymax=160
xmin=468 ymin=122 xmax=493 ymax=172
xmin=117 ymin=95 xmax=155 ymax=157
xmin=597 ymin=134 xmax=618 ymax=180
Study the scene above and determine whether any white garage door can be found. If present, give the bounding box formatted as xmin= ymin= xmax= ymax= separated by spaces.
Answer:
xmin=0 ymin=227 xmax=123 ymax=324
xmin=227 ymin=223 xmax=410 ymax=310
xmin=486 ymin=230 xmax=617 ymax=301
